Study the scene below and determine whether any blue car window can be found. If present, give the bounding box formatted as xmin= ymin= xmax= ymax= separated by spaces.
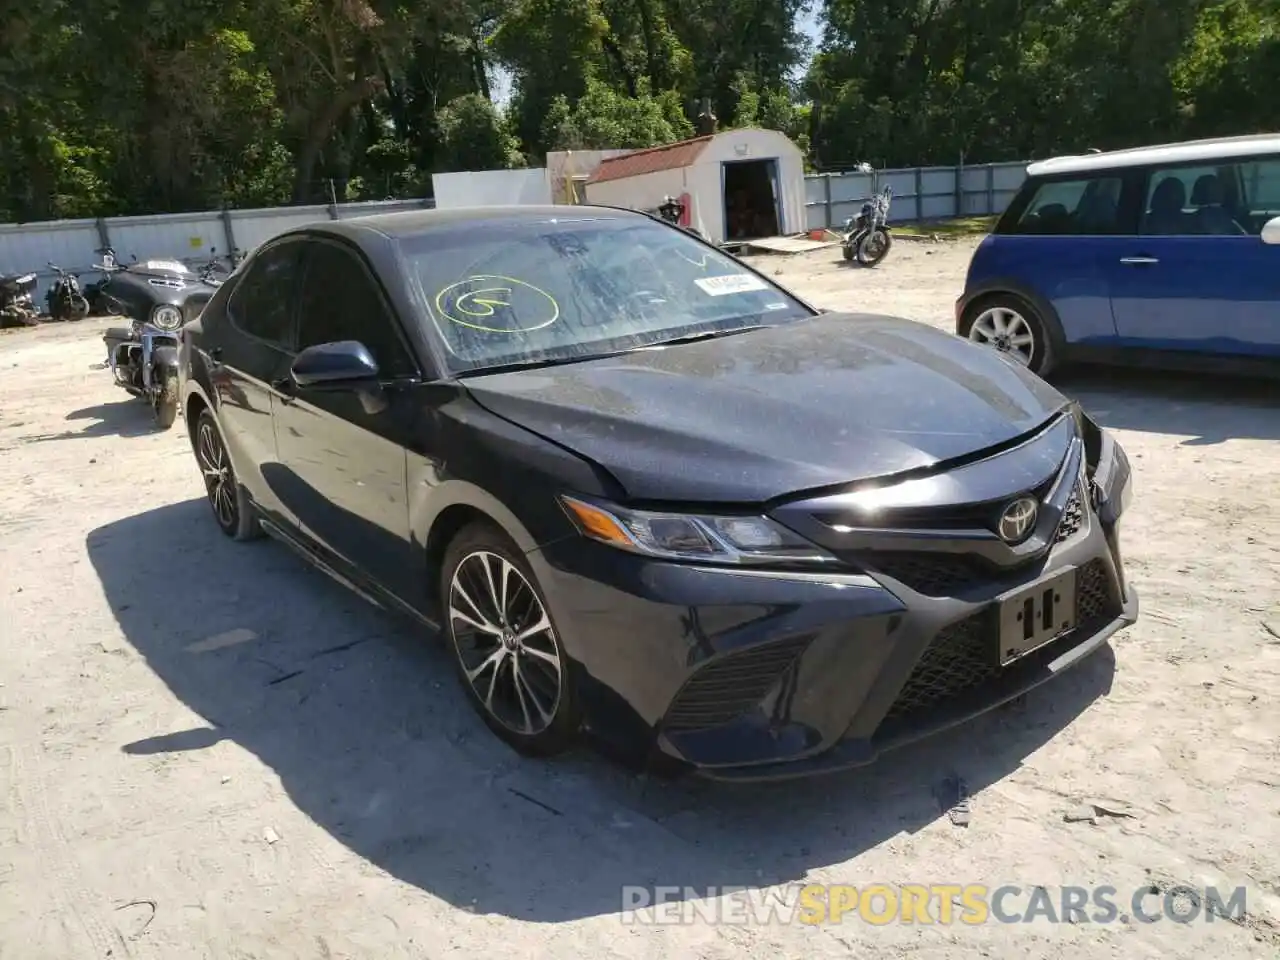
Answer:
xmin=1013 ymin=177 xmax=1124 ymax=235
xmin=1142 ymin=163 xmax=1252 ymax=236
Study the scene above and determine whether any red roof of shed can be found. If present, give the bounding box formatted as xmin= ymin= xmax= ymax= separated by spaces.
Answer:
xmin=586 ymin=136 xmax=714 ymax=185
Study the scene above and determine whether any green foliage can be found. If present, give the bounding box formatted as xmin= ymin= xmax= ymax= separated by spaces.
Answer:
xmin=545 ymin=79 xmax=693 ymax=150
xmin=435 ymin=93 xmax=526 ymax=171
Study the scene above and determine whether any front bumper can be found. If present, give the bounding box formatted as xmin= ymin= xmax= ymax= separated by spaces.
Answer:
xmin=529 ymin=479 xmax=1136 ymax=781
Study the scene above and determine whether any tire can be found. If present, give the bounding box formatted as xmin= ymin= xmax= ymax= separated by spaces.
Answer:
xmin=192 ymin=408 xmax=262 ymax=541
xmin=69 ymin=296 xmax=88 ymax=320
xmin=960 ymin=294 xmax=1059 ymax=377
xmin=440 ymin=522 xmax=578 ymax=757
xmin=856 ymin=228 xmax=892 ymax=266
xmin=153 ymin=374 xmax=179 ymax=429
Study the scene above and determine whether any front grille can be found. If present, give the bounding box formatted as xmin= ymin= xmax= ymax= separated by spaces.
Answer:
xmin=1075 ymin=557 xmax=1118 ymax=624
xmin=664 ymin=635 xmax=811 ymax=732
xmin=864 ymin=553 xmax=996 ymax=595
xmin=858 ymin=484 xmax=1087 ymax=597
xmin=882 ymin=558 xmax=1120 ymax=724
xmin=1054 ymin=485 xmax=1085 ymax=544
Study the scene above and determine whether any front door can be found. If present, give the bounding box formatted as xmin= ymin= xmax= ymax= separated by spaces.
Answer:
xmin=1110 ymin=159 xmax=1280 ymax=356
xmin=211 ymin=238 xmax=305 ymax=527
xmin=271 ymin=238 xmax=425 ymax=603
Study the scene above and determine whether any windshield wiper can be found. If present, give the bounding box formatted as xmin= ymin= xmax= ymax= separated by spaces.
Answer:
xmin=454 ymin=354 xmax=617 ymax=378
xmin=455 ymin=325 xmax=772 ymax=378
xmin=631 ymin=324 xmax=771 ymax=350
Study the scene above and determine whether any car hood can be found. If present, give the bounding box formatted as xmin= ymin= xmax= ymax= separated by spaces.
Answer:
xmin=463 ymin=312 xmax=1071 ymax=503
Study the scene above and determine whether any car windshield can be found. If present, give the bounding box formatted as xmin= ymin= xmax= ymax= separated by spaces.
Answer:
xmin=395 ymin=214 xmax=813 ymax=374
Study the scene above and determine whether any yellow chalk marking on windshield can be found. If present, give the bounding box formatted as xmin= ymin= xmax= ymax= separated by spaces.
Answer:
xmin=456 ymin=287 xmax=512 ymax=317
xmin=436 ymin=275 xmax=560 ymax=333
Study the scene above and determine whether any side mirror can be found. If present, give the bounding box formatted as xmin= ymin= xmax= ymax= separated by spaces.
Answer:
xmin=1261 ymin=216 xmax=1280 ymax=245
xmin=291 ymin=340 xmax=379 ymax=388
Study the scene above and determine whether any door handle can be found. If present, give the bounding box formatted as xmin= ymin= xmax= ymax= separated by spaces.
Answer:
xmin=1119 ymin=256 xmax=1159 ymax=265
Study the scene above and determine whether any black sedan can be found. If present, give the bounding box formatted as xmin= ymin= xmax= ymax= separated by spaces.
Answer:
xmin=177 ymin=205 xmax=1138 ymax=781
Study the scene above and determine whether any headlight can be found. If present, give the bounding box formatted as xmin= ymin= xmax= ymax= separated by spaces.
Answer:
xmin=151 ymin=304 xmax=183 ymax=331
xmin=559 ymin=496 xmax=835 ymax=565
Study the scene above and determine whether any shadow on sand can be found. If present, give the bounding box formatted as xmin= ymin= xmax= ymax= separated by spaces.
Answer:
xmin=90 ymin=491 xmax=1116 ymax=923
xmin=1055 ymin=366 xmax=1279 ymax=446
xmin=21 ymin=400 xmax=160 ymax=442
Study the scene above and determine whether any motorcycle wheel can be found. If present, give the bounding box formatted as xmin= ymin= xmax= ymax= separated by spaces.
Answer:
xmin=69 ymin=296 xmax=89 ymax=320
xmin=153 ymin=374 xmax=179 ymax=430
xmin=856 ymin=228 xmax=892 ymax=267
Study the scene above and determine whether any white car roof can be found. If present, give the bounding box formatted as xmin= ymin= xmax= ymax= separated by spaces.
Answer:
xmin=1026 ymin=133 xmax=1280 ymax=178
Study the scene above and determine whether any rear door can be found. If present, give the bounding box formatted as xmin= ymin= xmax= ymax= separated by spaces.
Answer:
xmin=1109 ymin=157 xmax=1280 ymax=356
xmin=991 ymin=172 xmax=1137 ymax=346
xmin=214 ymin=238 xmax=304 ymax=527
xmin=272 ymin=237 xmax=426 ymax=602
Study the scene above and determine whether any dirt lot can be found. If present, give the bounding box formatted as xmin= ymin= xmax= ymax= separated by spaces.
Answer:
xmin=2 ymin=237 xmax=1278 ymax=960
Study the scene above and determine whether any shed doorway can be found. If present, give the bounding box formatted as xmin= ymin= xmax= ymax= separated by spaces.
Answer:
xmin=723 ymin=158 xmax=781 ymax=240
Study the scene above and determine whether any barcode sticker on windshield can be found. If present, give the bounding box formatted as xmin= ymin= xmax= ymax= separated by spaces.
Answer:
xmin=695 ymin=274 xmax=769 ymax=296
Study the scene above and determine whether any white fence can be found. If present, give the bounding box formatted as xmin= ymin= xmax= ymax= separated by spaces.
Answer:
xmin=0 ymin=198 xmax=434 ymax=304
xmin=804 ymin=161 xmax=1028 ymax=231
xmin=0 ymin=161 xmax=1031 ymax=303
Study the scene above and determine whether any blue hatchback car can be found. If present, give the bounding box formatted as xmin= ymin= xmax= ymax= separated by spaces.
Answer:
xmin=956 ymin=134 xmax=1280 ymax=377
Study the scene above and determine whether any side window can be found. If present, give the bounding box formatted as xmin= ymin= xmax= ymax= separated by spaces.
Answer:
xmin=1141 ymin=163 xmax=1250 ymax=236
xmin=1237 ymin=159 xmax=1280 ymax=234
xmin=227 ymin=242 xmax=302 ymax=345
xmin=1012 ymin=176 xmax=1125 ymax=235
xmin=296 ymin=241 xmax=416 ymax=378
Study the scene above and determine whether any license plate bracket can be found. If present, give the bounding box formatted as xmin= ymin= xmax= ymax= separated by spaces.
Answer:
xmin=995 ymin=567 xmax=1077 ymax=666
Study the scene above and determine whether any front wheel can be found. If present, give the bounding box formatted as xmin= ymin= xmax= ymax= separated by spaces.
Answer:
xmin=153 ymin=373 xmax=179 ymax=429
xmin=960 ymin=295 xmax=1058 ymax=376
xmin=856 ymin=228 xmax=892 ymax=266
xmin=69 ymin=295 xmax=89 ymax=320
xmin=193 ymin=408 xmax=262 ymax=541
xmin=441 ymin=522 xmax=579 ymax=757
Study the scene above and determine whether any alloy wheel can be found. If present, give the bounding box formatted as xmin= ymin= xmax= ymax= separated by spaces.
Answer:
xmin=196 ymin=419 xmax=237 ymax=531
xmin=448 ymin=550 xmax=562 ymax=736
xmin=968 ymin=306 xmax=1035 ymax=366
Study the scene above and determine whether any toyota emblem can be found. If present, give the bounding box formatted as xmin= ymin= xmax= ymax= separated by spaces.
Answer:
xmin=997 ymin=497 xmax=1039 ymax=543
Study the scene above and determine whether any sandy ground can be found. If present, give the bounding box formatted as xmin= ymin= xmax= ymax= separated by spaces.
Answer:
xmin=1 ymin=237 xmax=1278 ymax=960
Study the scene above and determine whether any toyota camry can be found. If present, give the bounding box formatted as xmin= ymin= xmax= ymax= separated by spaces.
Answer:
xmin=177 ymin=205 xmax=1138 ymax=781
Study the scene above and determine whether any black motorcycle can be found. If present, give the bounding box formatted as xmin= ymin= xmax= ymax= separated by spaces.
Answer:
xmin=841 ymin=165 xmax=894 ymax=266
xmin=96 ymin=246 xmax=217 ymax=429
xmin=45 ymin=262 xmax=89 ymax=321
xmin=86 ymin=246 xmax=217 ymax=329
xmin=103 ymin=319 xmax=184 ymax=428
xmin=0 ymin=270 xmax=40 ymax=327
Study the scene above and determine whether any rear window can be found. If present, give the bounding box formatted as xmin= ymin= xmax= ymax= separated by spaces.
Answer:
xmin=1005 ymin=176 xmax=1127 ymax=235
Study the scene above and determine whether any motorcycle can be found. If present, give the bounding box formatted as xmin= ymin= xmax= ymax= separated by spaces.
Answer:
xmin=0 ymin=271 xmax=40 ymax=327
xmin=95 ymin=246 xmax=217 ymax=429
xmin=103 ymin=319 xmax=183 ymax=428
xmin=45 ymin=262 xmax=89 ymax=321
xmin=842 ymin=169 xmax=894 ymax=267
xmin=86 ymin=245 xmax=217 ymax=330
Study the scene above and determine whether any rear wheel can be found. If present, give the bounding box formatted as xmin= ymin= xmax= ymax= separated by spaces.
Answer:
xmin=961 ymin=294 xmax=1058 ymax=377
xmin=193 ymin=408 xmax=261 ymax=541
xmin=441 ymin=522 xmax=578 ymax=756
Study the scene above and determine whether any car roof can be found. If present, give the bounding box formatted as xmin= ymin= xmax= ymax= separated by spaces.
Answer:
xmin=1026 ymin=133 xmax=1280 ymax=178
xmin=295 ymin=204 xmax=648 ymax=242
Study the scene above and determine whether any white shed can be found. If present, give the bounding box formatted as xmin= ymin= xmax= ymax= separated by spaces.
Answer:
xmin=582 ymin=128 xmax=807 ymax=245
